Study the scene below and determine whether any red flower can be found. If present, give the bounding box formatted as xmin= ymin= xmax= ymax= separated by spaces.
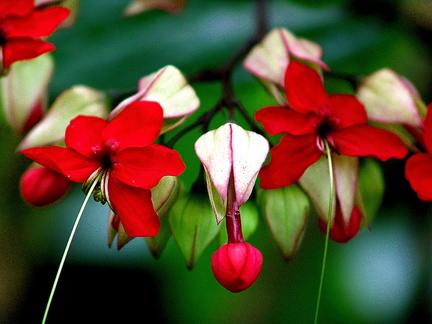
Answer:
xmin=22 ymin=101 xmax=186 ymax=237
xmin=0 ymin=0 xmax=69 ymax=69
xmin=211 ymin=243 xmax=263 ymax=293
xmin=405 ymin=103 xmax=432 ymax=201
xmin=256 ymin=61 xmax=408 ymax=189
xmin=318 ymin=205 xmax=362 ymax=243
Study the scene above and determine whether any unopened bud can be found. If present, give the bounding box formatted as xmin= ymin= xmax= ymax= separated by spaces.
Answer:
xmin=20 ymin=165 xmax=72 ymax=207
xmin=211 ymin=242 xmax=262 ymax=293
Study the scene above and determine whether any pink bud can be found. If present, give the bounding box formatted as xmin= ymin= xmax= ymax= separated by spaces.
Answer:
xmin=318 ymin=206 xmax=362 ymax=243
xmin=20 ymin=166 xmax=72 ymax=207
xmin=211 ymin=243 xmax=263 ymax=293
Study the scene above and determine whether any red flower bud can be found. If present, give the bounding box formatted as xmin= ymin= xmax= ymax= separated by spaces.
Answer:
xmin=20 ymin=166 xmax=72 ymax=207
xmin=318 ymin=206 xmax=362 ymax=243
xmin=211 ymin=243 xmax=262 ymax=293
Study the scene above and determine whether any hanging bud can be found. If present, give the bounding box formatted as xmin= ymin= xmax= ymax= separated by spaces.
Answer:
xmin=0 ymin=54 xmax=53 ymax=135
xmin=211 ymin=242 xmax=263 ymax=293
xmin=194 ymin=122 xmax=269 ymax=224
xmin=18 ymin=85 xmax=110 ymax=151
xmin=20 ymin=164 xmax=72 ymax=207
xmin=109 ymin=65 xmax=199 ymax=133
xmin=257 ymin=184 xmax=310 ymax=260
xmin=318 ymin=205 xmax=362 ymax=243
xmin=168 ymin=184 xmax=220 ymax=269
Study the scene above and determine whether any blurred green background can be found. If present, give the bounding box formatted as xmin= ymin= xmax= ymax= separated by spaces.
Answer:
xmin=1 ymin=0 xmax=432 ymax=323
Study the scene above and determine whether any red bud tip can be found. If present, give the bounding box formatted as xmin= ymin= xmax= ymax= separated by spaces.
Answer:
xmin=211 ymin=243 xmax=262 ymax=293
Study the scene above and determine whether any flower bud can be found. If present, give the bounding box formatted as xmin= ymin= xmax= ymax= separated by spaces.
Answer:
xmin=318 ymin=205 xmax=362 ymax=243
xmin=211 ymin=242 xmax=262 ymax=293
xmin=243 ymin=28 xmax=327 ymax=104
xmin=20 ymin=165 xmax=72 ymax=207
xmin=194 ymin=122 xmax=269 ymax=223
xmin=109 ymin=65 xmax=199 ymax=133
xmin=357 ymin=69 xmax=427 ymax=151
xmin=18 ymin=85 xmax=110 ymax=151
xmin=0 ymin=54 xmax=53 ymax=135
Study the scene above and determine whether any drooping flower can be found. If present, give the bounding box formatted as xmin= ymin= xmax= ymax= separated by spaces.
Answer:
xmin=195 ymin=123 xmax=268 ymax=292
xmin=22 ymin=101 xmax=186 ymax=237
xmin=211 ymin=242 xmax=263 ymax=293
xmin=0 ymin=0 xmax=70 ymax=71
xmin=405 ymin=103 xmax=432 ymax=201
xmin=256 ymin=61 xmax=408 ymax=190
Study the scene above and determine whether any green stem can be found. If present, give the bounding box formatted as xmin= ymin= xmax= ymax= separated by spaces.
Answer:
xmin=42 ymin=180 xmax=99 ymax=324
xmin=314 ymin=141 xmax=335 ymax=324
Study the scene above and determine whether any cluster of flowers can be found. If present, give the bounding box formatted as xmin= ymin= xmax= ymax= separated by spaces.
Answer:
xmin=1 ymin=0 xmax=431 ymax=293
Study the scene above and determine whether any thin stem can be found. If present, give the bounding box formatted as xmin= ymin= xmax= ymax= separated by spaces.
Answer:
xmin=42 ymin=180 xmax=99 ymax=324
xmin=314 ymin=141 xmax=334 ymax=324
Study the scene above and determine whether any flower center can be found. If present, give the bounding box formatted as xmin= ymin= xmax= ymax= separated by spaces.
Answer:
xmin=82 ymin=158 xmax=112 ymax=209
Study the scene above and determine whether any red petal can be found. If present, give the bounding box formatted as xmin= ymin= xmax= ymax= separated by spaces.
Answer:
xmin=422 ymin=105 xmax=432 ymax=154
xmin=405 ymin=153 xmax=432 ymax=201
xmin=2 ymin=38 xmax=54 ymax=68
xmin=284 ymin=61 xmax=329 ymax=114
xmin=65 ymin=116 xmax=106 ymax=160
xmin=111 ymin=144 xmax=185 ymax=189
xmin=0 ymin=0 xmax=33 ymax=16
xmin=330 ymin=125 xmax=408 ymax=160
xmin=2 ymin=7 xmax=70 ymax=38
xmin=259 ymin=134 xmax=321 ymax=189
xmin=255 ymin=106 xmax=319 ymax=135
xmin=108 ymin=176 xmax=161 ymax=237
xmin=328 ymin=94 xmax=367 ymax=128
xmin=22 ymin=146 xmax=100 ymax=182
xmin=102 ymin=101 xmax=163 ymax=153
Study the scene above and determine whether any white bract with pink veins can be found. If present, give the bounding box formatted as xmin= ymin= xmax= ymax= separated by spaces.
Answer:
xmin=195 ymin=123 xmax=269 ymax=223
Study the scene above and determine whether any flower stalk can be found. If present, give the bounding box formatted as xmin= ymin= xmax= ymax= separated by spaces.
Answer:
xmin=42 ymin=178 xmax=99 ymax=324
xmin=314 ymin=140 xmax=335 ymax=324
